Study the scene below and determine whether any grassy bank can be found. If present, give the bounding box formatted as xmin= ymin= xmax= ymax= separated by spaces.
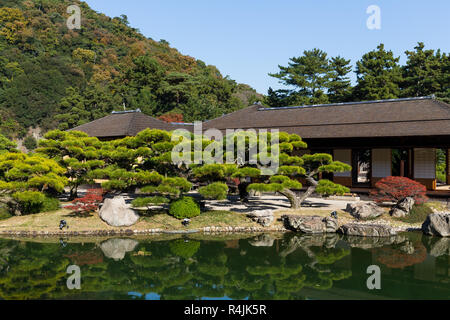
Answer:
xmin=0 ymin=208 xmax=260 ymax=233
xmin=0 ymin=201 xmax=442 ymax=234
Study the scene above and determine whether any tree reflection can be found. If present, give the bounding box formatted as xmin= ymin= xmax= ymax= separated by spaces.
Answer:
xmin=0 ymin=232 xmax=448 ymax=300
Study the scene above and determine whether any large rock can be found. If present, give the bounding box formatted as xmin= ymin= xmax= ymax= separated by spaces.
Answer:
xmin=100 ymin=238 xmax=139 ymax=261
xmin=247 ymin=210 xmax=274 ymax=227
xmin=390 ymin=197 xmax=415 ymax=218
xmin=346 ymin=202 xmax=384 ymax=220
xmin=422 ymin=213 xmax=450 ymax=237
xmin=99 ymin=196 xmax=140 ymax=227
xmin=282 ymin=215 xmax=338 ymax=234
xmin=338 ymin=224 xmax=397 ymax=237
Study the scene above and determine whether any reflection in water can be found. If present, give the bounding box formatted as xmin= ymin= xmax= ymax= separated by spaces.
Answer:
xmin=0 ymin=232 xmax=448 ymax=300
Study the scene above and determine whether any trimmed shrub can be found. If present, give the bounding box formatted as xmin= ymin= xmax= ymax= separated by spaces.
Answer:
xmin=131 ymin=196 xmax=169 ymax=208
xmin=12 ymin=191 xmax=46 ymax=214
xmin=169 ymin=197 xmax=200 ymax=219
xmin=41 ymin=196 xmax=61 ymax=212
xmin=316 ymin=179 xmax=350 ymax=196
xmin=370 ymin=176 xmax=428 ymax=204
xmin=198 ymin=182 xmax=229 ymax=200
xmin=10 ymin=191 xmax=59 ymax=215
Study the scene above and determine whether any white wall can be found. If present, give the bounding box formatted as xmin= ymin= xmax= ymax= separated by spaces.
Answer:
xmin=372 ymin=149 xmax=391 ymax=177
xmin=414 ymin=148 xmax=436 ymax=179
xmin=333 ymin=149 xmax=351 ymax=177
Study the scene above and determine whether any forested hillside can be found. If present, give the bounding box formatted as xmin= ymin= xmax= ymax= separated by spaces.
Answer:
xmin=0 ymin=0 xmax=261 ymax=138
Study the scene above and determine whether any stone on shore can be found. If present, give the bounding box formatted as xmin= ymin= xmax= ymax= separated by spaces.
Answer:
xmin=422 ymin=213 xmax=450 ymax=237
xmin=346 ymin=202 xmax=384 ymax=220
xmin=338 ymin=224 xmax=397 ymax=237
xmin=390 ymin=197 xmax=415 ymax=218
xmin=247 ymin=210 xmax=274 ymax=227
xmin=99 ymin=196 xmax=140 ymax=227
xmin=282 ymin=215 xmax=338 ymax=234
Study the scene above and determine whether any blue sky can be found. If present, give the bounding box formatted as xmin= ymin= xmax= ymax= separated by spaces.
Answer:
xmin=84 ymin=0 xmax=450 ymax=94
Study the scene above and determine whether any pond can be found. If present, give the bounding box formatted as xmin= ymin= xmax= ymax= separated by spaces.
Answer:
xmin=0 ymin=232 xmax=448 ymax=300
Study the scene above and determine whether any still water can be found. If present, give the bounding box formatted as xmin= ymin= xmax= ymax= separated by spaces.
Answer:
xmin=0 ymin=232 xmax=448 ymax=300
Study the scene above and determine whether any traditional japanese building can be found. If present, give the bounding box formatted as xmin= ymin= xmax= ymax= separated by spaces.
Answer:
xmin=71 ymin=97 xmax=450 ymax=191
xmin=203 ymin=96 xmax=450 ymax=191
xmin=69 ymin=109 xmax=194 ymax=140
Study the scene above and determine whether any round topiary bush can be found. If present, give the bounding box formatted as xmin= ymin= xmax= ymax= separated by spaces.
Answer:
xmin=169 ymin=197 xmax=201 ymax=219
xmin=198 ymin=182 xmax=229 ymax=200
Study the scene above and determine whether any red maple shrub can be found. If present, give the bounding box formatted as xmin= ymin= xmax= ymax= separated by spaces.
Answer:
xmin=370 ymin=176 xmax=428 ymax=204
xmin=66 ymin=189 xmax=104 ymax=216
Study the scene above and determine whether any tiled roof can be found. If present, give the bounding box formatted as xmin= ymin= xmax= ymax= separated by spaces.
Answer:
xmin=69 ymin=111 xmax=193 ymax=137
xmin=202 ymin=97 xmax=450 ymax=138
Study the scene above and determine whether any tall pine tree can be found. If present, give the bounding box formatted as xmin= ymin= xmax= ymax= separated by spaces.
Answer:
xmin=328 ymin=56 xmax=352 ymax=103
xmin=354 ymin=44 xmax=402 ymax=100
xmin=401 ymin=42 xmax=444 ymax=98
xmin=269 ymin=48 xmax=330 ymax=105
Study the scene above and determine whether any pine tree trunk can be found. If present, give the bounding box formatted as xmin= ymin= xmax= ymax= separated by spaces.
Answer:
xmin=69 ymin=187 xmax=78 ymax=201
xmin=279 ymin=175 xmax=320 ymax=209
xmin=279 ymin=188 xmax=302 ymax=209
xmin=297 ymin=176 xmax=319 ymax=206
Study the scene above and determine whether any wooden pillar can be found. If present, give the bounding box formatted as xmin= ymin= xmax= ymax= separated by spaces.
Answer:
xmin=447 ymin=149 xmax=450 ymax=185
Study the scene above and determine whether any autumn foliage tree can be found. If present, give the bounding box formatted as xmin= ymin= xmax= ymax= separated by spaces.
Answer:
xmin=370 ymin=176 xmax=428 ymax=204
xmin=66 ymin=189 xmax=104 ymax=216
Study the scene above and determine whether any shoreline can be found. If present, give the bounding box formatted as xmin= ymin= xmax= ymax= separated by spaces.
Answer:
xmin=0 ymin=225 xmax=289 ymax=238
xmin=0 ymin=223 xmax=424 ymax=239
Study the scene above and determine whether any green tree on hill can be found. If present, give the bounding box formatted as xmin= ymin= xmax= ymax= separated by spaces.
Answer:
xmin=0 ymin=133 xmax=16 ymax=153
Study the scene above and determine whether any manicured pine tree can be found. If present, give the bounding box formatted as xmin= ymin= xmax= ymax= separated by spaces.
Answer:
xmin=36 ymin=130 xmax=105 ymax=200
xmin=0 ymin=152 xmax=67 ymax=215
xmin=245 ymin=132 xmax=351 ymax=209
xmin=191 ymin=130 xmax=351 ymax=208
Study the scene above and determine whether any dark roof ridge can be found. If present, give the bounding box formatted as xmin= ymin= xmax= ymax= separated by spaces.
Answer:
xmin=125 ymin=112 xmax=138 ymax=136
xmin=258 ymin=96 xmax=437 ymax=111
xmin=111 ymin=109 xmax=142 ymax=114
xmin=203 ymin=104 xmax=259 ymax=124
